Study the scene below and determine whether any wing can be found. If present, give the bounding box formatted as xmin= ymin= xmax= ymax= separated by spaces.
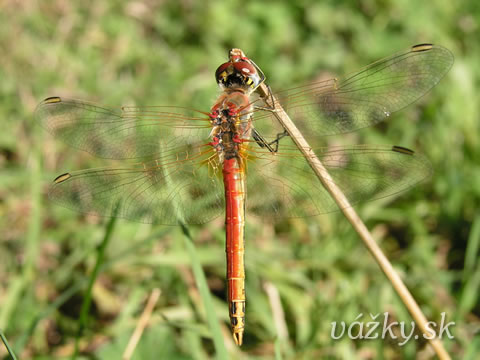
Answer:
xmin=251 ymin=44 xmax=453 ymax=144
xmin=48 ymin=143 xmax=225 ymax=225
xmin=243 ymin=141 xmax=432 ymax=219
xmin=35 ymin=97 xmax=211 ymax=159
xmin=49 ymin=139 xmax=431 ymax=223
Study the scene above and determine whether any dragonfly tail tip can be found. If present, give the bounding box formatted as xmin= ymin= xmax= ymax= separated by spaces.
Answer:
xmin=233 ymin=331 xmax=243 ymax=346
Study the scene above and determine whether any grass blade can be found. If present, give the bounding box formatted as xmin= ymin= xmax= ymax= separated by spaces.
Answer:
xmin=71 ymin=210 xmax=118 ymax=359
xmin=464 ymin=212 xmax=480 ymax=278
xmin=1 ymin=330 xmax=17 ymax=360
xmin=181 ymin=224 xmax=228 ymax=360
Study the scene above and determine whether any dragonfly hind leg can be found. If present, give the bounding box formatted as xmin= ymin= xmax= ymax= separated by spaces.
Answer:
xmin=252 ymin=128 xmax=289 ymax=153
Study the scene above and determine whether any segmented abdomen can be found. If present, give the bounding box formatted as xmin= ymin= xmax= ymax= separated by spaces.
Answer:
xmin=223 ymin=157 xmax=246 ymax=346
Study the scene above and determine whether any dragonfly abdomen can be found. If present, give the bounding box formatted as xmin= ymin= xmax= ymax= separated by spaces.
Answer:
xmin=223 ymin=157 xmax=246 ymax=346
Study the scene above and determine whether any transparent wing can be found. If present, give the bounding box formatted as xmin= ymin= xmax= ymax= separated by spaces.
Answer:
xmin=244 ymin=140 xmax=432 ymax=219
xmin=48 ymin=143 xmax=224 ymax=225
xmin=40 ymin=44 xmax=446 ymax=223
xmin=251 ymin=44 xmax=453 ymax=145
xmin=35 ymin=97 xmax=211 ymax=159
xmin=47 ymin=138 xmax=431 ymax=223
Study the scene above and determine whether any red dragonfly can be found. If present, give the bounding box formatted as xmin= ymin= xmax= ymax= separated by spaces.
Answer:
xmin=36 ymin=44 xmax=453 ymax=346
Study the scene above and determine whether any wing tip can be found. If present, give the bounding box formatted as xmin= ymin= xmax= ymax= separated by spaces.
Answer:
xmin=411 ymin=43 xmax=454 ymax=66
xmin=392 ymin=145 xmax=434 ymax=179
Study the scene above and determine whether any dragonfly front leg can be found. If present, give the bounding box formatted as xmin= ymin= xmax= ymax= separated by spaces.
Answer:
xmin=253 ymin=84 xmax=278 ymax=113
xmin=252 ymin=83 xmax=291 ymax=153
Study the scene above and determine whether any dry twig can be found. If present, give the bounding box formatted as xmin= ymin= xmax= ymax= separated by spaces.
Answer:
xmin=123 ymin=288 xmax=161 ymax=360
xmin=256 ymin=81 xmax=451 ymax=360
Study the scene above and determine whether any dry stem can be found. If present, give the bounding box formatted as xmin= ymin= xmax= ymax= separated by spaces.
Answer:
xmin=256 ymin=81 xmax=450 ymax=360
xmin=123 ymin=288 xmax=161 ymax=360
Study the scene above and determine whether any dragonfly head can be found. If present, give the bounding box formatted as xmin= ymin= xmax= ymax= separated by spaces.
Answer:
xmin=215 ymin=48 xmax=265 ymax=93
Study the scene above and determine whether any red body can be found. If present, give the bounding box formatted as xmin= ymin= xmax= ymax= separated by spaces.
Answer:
xmin=209 ymin=48 xmax=264 ymax=345
xmin=209 ymin=89 xmax=252 ymax=346
xmin=223 ymin=157 xmax=246 ymax=345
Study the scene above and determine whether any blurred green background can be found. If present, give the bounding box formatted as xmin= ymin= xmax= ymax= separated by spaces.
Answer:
xmin=1 ymin=0 xmax=479 ymax=359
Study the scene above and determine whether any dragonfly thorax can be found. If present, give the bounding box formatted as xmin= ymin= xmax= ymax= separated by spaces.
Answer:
xmin=209 ymin=113 xmax=246 ymax=160
xmin=209 ymin=92 xmax=253 ymax=161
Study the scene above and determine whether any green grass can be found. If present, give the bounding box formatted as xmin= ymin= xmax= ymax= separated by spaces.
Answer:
xmin=1 ymin=329 xmax=17 ymax=360
xmin=1 ymin=0 xmax=479 ymax=358
xmin=71 ymin=208 xmax=118 ymax=359
xmin=181 ymin=224 xmax=228 ymax=360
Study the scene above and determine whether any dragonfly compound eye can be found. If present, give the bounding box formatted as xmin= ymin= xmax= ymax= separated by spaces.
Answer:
xmin=215 ymin=60 xmax=262 ymax=91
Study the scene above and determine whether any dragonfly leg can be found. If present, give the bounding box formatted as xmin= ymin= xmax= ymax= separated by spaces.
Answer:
xmin=263 ymin=84 xmax=275 ymax=110
xmin=252 ymin=128 xmax=289 ymax=153
xmin=267 ymin=130 xmax=289 ymax=152
xmin=253 ymin=84 xmax=277 ymax=112
xmin=252 ymin=83 xmax=290 ymax=152
xmin=252 ymin=128 xmax=274 ymax=152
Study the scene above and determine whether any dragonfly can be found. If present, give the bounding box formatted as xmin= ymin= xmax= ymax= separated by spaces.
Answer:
xmin=36 ymin=43 xmax=453 ymax=346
